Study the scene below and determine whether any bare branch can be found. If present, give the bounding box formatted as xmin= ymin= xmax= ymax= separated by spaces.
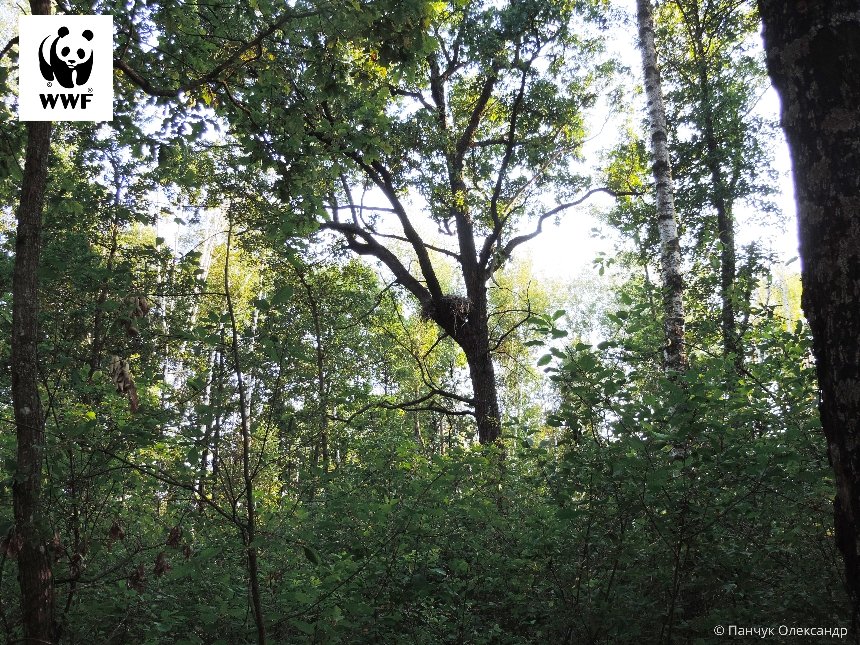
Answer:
xmin=471 ymin=138 xmax=518 ymax=148
xmin=388 ymin=85 xmax=434 ymax=112
xmin=488 ymin=188 xmax=641 ymax=274
xmin=329 ymin=391 xmax=474 ymax=426
xmin=332 ymin=279 xmax=398 ymax=332
xmin=455 ymin=67 xmax=499 ymax=164
xmin=478 ymin=136 xmax=577 ymax=268
xmin=489 ymin=53 xmax=533 ymax=237
xmin=0 ymin=36 xmax=18 ymax=62
xmin=333 ymin=204 xmax=398 ymax=215
xmin=365 ymin=229 xmax=462 ymax=262
xmin=489 ymin=310 xmax=533 ymax=353
xmin=422 ymin=329 xmax=450 ymax=360
xmin=319 ymin=221 xmax=432 ymax=306
xmin=384 ymin=300 xmax=473 ymax=402
xmin=311 ymin=114 xmax=445 ymax=301
xmin=89 ymin=442 xmax=237 ymax=526
xmin=367 ymin=159 xmax=445 ymax=300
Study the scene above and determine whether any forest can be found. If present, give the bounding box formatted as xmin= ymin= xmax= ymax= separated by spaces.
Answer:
xmin=1 ymin=0 xmax=860 ymax=643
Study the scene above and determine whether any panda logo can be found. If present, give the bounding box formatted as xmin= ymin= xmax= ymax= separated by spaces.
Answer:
xmin=38 ymin=26 xmax=94 ymax=89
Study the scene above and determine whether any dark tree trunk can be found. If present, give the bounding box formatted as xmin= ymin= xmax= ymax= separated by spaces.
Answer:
xmin=462 ymin=279 xmax=501 ymax=444
xmin=683 ymin=7 xmax=742 ymax=367
xmin=12 ymin=86 xmax=56 ymax=645
xmin=12 ymin=2 xmax=55 ymax=638
xmin=714 ymin=182 xmax=738 ymax=363
xmin=462 ymin=327 xmax=501 ymax=445
xmin=434 ymin=274 xmax=502 ymax=444
xmin=224 ymin=223 xmax=266 ymax=645
xmin=758 ymin=0 xmax=860 ymax=620
xmin=698 ymin=66 xmax=740 ymax=366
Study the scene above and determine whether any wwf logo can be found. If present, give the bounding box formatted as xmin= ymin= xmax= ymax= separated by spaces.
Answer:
xmin=38 ymin=26 xmax=94 ymax=89
xmin=18 ymin=14 xmax=113 ymax=121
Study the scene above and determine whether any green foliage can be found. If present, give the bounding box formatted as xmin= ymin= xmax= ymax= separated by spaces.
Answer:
xmin=536 ymin=307 xmax=844 ymax=640
xmin=0 ymin=1 xmax=849 ymax=642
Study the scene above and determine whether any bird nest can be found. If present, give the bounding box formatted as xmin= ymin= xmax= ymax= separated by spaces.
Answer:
xmin=421 ymin=295 xmax=472 ymax=326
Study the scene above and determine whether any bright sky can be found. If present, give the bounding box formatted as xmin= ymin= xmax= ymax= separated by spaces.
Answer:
xmin=1 ymin=0 xmax=798 ymax=286
xmin=354 ymin=2 xmax=800 ymax=291
xmin=523 ymin=0 xmax=799 ymax=283
xmin=523 ymin=99 xmax=797 ymax=284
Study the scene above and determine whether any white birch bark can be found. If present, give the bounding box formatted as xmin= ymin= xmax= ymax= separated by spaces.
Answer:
xmin=637 ymin=0 xmax=688 ymax=372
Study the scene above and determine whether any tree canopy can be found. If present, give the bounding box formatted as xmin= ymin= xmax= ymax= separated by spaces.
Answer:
xmin=1 ymin=0 xmax=858 ymax=642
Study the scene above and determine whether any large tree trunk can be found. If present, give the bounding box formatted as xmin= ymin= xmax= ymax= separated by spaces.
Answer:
xmin=757 ymin=0 xmax=860 ymax=620
xmin=637 ymin=0 xmax=688 ymax=372
xmin=443 ymin=277 xmax=501 ymax=444
xmin=464 ymin=280 xmax=501 ymax=444
xmin=13 ymin=120 xmax=56 ymax=645
xmin=463 ymin=330 xmax=502 ymax=445
xmin=12 ymin=7 xmax=55 ymax=642
xmin=12 ymin=3 xmax=56 ymax=641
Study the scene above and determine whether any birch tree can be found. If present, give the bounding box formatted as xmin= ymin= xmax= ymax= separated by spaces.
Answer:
xmin=637 ymin=0 xmax=688 ymax=372
xmin=658 ymin=0 xmax=775 ymax=369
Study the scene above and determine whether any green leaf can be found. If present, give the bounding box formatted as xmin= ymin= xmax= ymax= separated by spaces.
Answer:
xmin=187 ymin=376 xmax=207 ymax=392
xmin=271 ymin=285 xmax=293 ymax=306
xmin=557 ymin=507 xmax=580 ymax=520
xmin=293 ymin=620 xmax=315 ymax=635
xmin=302 ymin=545 xmax=321 ymax=565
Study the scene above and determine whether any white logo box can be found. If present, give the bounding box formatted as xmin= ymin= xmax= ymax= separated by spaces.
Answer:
xmin=18 ymin=15 xmax=113 ymax=122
